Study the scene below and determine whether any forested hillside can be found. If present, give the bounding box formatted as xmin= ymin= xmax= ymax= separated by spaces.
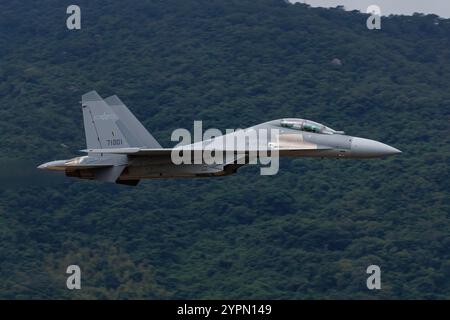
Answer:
xmin=0 ymin=0 xmax=449 ymax=299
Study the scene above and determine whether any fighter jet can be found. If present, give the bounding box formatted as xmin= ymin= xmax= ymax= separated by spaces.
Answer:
xmin=38 ymin=91 xmax=401 ymax=186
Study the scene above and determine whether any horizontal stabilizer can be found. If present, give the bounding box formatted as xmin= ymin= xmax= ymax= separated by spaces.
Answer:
xmin=37 ymin=159 xmax=114 ymax=171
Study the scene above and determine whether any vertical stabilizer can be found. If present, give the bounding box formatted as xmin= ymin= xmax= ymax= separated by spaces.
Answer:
xmin=104 ymin=95 xmax=162 ymax=148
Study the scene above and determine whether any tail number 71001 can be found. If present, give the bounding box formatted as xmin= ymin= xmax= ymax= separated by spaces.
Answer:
xmin=106 ymin=139 xmax=123 ymax=146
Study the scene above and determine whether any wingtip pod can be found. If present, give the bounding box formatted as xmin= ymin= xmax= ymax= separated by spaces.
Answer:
xmin=82 ymin=90 xmax=103 ymax=103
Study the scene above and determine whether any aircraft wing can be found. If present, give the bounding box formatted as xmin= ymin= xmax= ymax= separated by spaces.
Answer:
xmin=81 ymin=146 xmax=331 ymax=157
xmin=81 ymin=148 xmax=173 ymax=156
xmin=81 ymin=147 xmax=264 ymax=156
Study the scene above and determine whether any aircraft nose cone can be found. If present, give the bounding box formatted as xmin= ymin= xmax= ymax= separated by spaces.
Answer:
xmin=351 ymin=137 xmax=401 ymax=158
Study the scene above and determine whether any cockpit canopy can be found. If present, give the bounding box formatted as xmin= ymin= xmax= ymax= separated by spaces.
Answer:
xmin=280 ymin=118 xmax=344 ymax=135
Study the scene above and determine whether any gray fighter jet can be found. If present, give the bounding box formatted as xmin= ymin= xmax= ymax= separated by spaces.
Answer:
xmin=38 ymin=91 xmax=401 ymax=185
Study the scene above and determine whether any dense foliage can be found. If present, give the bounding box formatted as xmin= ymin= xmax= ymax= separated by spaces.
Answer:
xmin=0 ymin=0 xmax=449 ymax=299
